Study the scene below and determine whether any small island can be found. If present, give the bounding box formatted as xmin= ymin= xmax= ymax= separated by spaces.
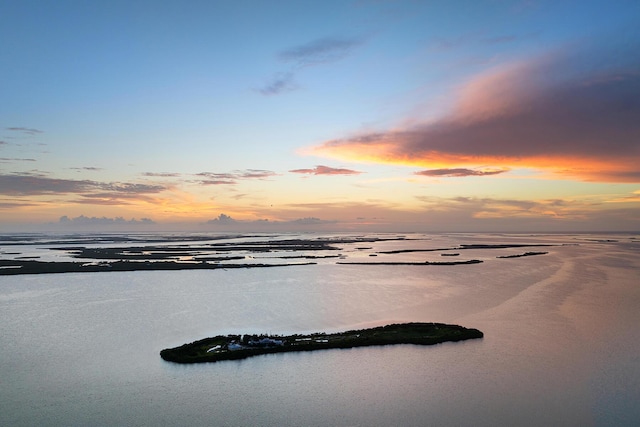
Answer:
xmin=497 ymin=251 xmax=548 ymax=258
xmin=160 ymin=322 xmax=484 ymax=364
xmin=336 ymin=259 xmax=482 ymax=266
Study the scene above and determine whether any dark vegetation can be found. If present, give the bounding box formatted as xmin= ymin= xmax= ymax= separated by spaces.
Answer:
xmin=378 ymin=243 xmax=555 ymax=254
xmin=336 ymin=260 xmax=483 ymax=266
xmin=160 ymin=322 xmax=484 ymax=364
xmin=0 ymin=259 xmax=315 ymax=275
xmin=259 ymin=255 xmax=342 ymax=259
xmin=0 ymin=235 xmax=558 ymax=275
xmin=50 ymin=236 xmax=409 ymax=260
xmin=0 ymin=236 xmax=409 ymax=275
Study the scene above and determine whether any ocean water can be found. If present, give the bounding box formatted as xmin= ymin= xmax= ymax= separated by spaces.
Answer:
xmin=1 ymin=233 xmax=639 ymax=426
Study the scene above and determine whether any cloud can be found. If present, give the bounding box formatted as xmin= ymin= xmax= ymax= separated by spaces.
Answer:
xmin=290 ymin=165 xmax=362 ymax=175
xmin=310 ymin=44 xmax=640 ymax=182
xmin=415 ymin=168 xmax=508 ymax=177
xmin=258 ymin=72 xmax=297 ymax=96
xmin=73 ymin=192 xmax=164 ymax=205
xmin=196 ymin=170 xmax=276 ymax=185
xmin=70 ymin=166 xmax=103 ymax=171
xmin=143 ymin=172 xmax=181 ymax=177
xmin=0 ymin=175 xmax=96 ymax=196
xmin=0 ymin=201 xmax=39 ymax=209
xmin=258 ymin=36 xmax=363 ymax=95
xmin=198 ymin=196 xmax=638 ymax=232
xmin=58 ymin=215 xmax=155 ymax=226
xmin=605 ymin=189 xmax=640 ymax=203
xmin=279 ymin=37 xmax=363 ymax=68
xmin=6 ymin=127 xmax=43 ymax=135
xmin=205 ymin=213 xmax=237 ymax=225
xmin=198 ymin=179 xmax=236 ymax=185
xmin=415 ymin=195 xmax=609 ymax=222
xmin=237 ymin=169 xmax=278 ymax=179
xmin=0 ymin=173 xmax=165 ymax=197
xmin=289 ymin=217 xmax=337 ymax=225
xmin=0 ymin=157 xmax=36 ymax=162
xmin=100 ymin=183 xmax=165 ymax=193
xmin=196 ymin=173 xmax=236 ymax=185
xmin=203 ymin=213 xmax=338 ymax=229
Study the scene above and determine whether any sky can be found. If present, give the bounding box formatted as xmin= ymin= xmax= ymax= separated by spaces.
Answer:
xmin=1 ymin=0 xmax=639 ymax=232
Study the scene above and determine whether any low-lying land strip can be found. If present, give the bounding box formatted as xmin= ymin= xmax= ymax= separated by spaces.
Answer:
xmin=336 ymin=259 xmax=483 ymax=266
xmin=497 ymin=251 xmax=548 ymax=258
xmin=0 ymin=259 xmax=315 ymax=275
xmin=0 ymin=236 xmax=557 ymax=275
xmin=378 ymin=243 xmax=555 ymax=254
xmin=160 ymin=322 xmax=484 ymax=364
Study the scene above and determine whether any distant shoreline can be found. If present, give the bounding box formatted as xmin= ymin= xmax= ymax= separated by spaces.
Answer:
xmin=336 ymin=259 xmax=483 ymax=266
xmin=0 ymin=236 xmax=557 ymax=275
xmin=0 ymin=259 xmax=316 ymax=275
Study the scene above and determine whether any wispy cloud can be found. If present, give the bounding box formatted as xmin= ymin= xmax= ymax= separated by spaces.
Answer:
xmin=279 ymin=37 xmax=363 ymax=68
xmin=97 ymin=183 xmax=165 ymax=193
xmin=289 ymin=217 xmax=336 ymax=225
xmin=0 ymin=175 xmax=97 ymax=196
xmin=0 ymin=157 xmax=36 ymax=162
xmin=238 ymin=169 xmax=277 ymax=179
xmin=311 ymin=44 xmax=640 ymax=182
xmin=72 ymin=193 xmax=162 ymax=205
xmin=258 ymin=72 xmax=297 ymax=96
xmin=58 ymin=215 xmax=155 ymax=226
xmin=70 ymin=166 xmax=103 ymax=172
xmin=0 ymin=200 xmax=39 ymax=209
xmin=290 ymin=165 xmax=362 ymax=175
xmin=415 ymin=168 xmax=508 ymax=177
xmin=204 ymin=213 xmax=337 ymax=229
xmin=196 ymin=170 xmax=277 ymax=185
xmin=198 ymin=178 xmax=236 ymax=185
xmin=259 ymin=36 xmax=364 ymax=95
xmin=604 ymin=190 xmax=640 ymax=203
xmin=0 ymin=174 xmax=165 ymax=197
xmin=415 ymin=195 xmax=596 ymax=222
xmin=142 ymin=172 xmax=182 ymax=178
xmin=5 ymin=127 xmax=43 ymax=135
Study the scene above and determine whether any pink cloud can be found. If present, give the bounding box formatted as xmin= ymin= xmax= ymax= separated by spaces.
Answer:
xmin=311 ymin=45 xmax=640 ymax=182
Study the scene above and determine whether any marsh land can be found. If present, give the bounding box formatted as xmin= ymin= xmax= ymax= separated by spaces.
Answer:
xmin=0 ymin=234 xmax=555 ymax=275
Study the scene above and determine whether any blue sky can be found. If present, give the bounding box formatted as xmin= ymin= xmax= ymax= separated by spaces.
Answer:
xmin=1 ymin=0 xmax=639 ymax=231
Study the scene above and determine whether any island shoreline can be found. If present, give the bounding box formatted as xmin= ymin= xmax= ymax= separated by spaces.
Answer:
xmin=160 ymin=322 xmax=484 ymax=364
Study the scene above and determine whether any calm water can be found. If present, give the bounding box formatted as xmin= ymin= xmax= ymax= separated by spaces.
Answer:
xmin=1 ymin=234 xmax=639 ymax=426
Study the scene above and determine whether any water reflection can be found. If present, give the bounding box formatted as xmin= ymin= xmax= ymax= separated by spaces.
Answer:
xmin=0 ymin=234 xmax=639 ymax=426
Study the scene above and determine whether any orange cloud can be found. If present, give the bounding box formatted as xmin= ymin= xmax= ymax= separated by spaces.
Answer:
xmin=310 ymin=46 xmax=640 ymax=182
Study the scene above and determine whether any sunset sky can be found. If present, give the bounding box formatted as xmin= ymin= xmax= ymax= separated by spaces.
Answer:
xmin=1 ymin=0 xmax=639 ymax=232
